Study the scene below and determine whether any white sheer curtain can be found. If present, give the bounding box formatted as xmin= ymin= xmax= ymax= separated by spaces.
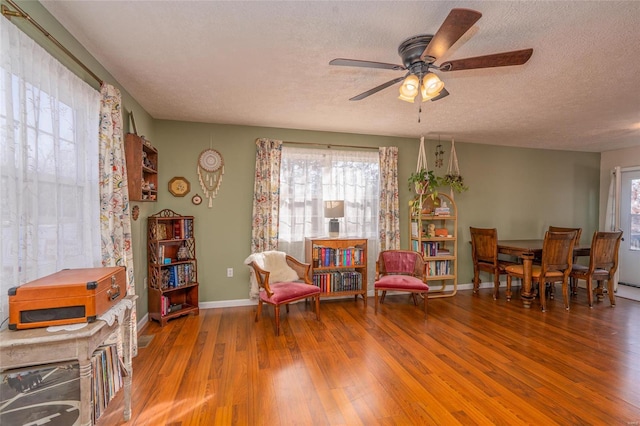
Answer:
xmin=0 ymin=18 xmax=101 ymax=327
xmin=278 ymin=147 xmax=379 ymax=280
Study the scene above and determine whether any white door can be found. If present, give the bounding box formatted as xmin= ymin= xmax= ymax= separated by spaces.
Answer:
xmin=619 ymin=170 xmax=640 ymax=286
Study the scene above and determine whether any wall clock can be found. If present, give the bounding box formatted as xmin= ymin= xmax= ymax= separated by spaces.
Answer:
xmin=168 ymin=176 xmax=190 ymax=197
xmin=191 ymin=194 xmax=202 ymax=205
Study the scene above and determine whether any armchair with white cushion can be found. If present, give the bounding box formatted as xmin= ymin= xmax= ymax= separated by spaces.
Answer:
xmin=244 ymin=251 xmax=320 ymax=335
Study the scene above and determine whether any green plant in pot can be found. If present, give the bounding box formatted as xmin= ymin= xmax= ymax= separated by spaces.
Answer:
xmin=408 ymin=169 xmax=441 ymax=214
xmin=408 ymin=169 xmax=438 ymax=195
xmin=442 ymin=173 xmax=468 ymax=193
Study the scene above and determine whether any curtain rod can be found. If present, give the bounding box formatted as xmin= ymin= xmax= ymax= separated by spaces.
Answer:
xmin=2 ymin=0 xmax=103 ymax=86
xmin=283 ymin=140 xmax=379 ymax=150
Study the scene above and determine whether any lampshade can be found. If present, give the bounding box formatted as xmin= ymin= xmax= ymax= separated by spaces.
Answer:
xmin=398 ymin=74 xmax=419 ymax=103
xmin=421 ymin=73 xmax=445 ymax=101
xmin=324 ymin=200 xmax=344 ymax=218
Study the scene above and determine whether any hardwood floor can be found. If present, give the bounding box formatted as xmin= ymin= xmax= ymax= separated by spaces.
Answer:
xmin=99 ymin=289 xmax=640 ymax=425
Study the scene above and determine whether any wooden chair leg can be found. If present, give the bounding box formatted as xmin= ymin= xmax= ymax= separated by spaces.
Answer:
xmin=607 ymin=279 xmax=616 ymax=307
xmin=380 ymin=290 xmax=387 ymax=304
xmin=586 ymin=276 xmax=594 ymax=307
xmin=375 ymin=290 xmax=379 ymax=314
xmin=506 ymin=276 xmax=512 ymax=301
xmin=315 ymin=295 xmax=320 ymax=320
xmin=285 ymin=304 xmax=290 ymax=313
xmin=274 ymin=305 xmax=281 ymax=336
xmin=562 ymin=279 xmax=570 ymax=310
xmin=255 ymin=300 xmax=263 ymax=322
xmin=493 ymin=273 xmax=500 ymax=300
xmin=423 ymin=292 xmax=428 ymax=319
xmin=473 ymin=268 xmax=480 ymax=294
xmin=411 ymin=293 xmax=419 ymax=306
xmin=539 ymin=280 xmax=547 ymax=312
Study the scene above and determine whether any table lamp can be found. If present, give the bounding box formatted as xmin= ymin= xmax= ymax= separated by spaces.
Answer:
xmin=324 ymin=200 xmax=344 ymax=237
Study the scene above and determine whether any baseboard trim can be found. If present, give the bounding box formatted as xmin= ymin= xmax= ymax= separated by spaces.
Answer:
xmin=197 ymin=282 xmax=480 ymax=309
xmin=619 ymin=282 xmax=640 ymax=289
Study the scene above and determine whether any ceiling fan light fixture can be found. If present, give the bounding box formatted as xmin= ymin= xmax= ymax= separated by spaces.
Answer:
xmin=398 ymin=74 xmax=419 ymax=102
xmin=421 ymin=73 xmax=445 ymax=100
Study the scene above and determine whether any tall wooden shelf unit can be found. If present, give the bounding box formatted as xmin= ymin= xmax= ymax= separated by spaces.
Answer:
xmin=147 ymin=209 xmax=199 ymax=326
xmin=409 ymin=192 xmax=458 ymax=298
xmin=124 ymin=133 xmax=158 ymax=202
xmin=304 ymin=237 xmax=368 ymax=305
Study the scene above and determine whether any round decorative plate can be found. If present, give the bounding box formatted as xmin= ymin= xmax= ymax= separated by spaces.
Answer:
xmin=192 ymin=194 xmax=202 ymax=205
xmin=168 ymin=176 xmax=190 ymax=197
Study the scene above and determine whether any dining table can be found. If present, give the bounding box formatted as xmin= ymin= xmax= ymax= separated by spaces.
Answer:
xmin=497 ymin=239 xmax=590 ymax=308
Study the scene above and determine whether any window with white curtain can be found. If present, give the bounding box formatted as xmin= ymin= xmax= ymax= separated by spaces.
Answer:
xmin=0 ymin=18 xmax=101 ymax=327
xmin=278 ymin=146 xmax=379 ymax=278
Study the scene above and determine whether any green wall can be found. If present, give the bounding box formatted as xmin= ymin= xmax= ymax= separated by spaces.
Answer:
xmin=136 ymin=121 xmax=600 ymax=312
xmin=10 ymin=0 xmax=602 ymax=320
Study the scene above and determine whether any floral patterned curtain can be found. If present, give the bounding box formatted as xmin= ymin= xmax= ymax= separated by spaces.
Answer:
xmin=378 ymin=146 xmax=400 ymax=250
xmin=251 ymin=138 xmax=283 ymax=253
xmin=99 ymin=83 xmax=137 ymax=355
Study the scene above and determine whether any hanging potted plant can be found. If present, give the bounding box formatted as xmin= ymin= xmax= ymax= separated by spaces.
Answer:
xmin=408 ymin=168 xmax=438 ymax=195
xmin=441 ymin=138 xmax=468 ymax=195
xmin=408 ymin=169 xmax=441 ymax=215
xmin=442 ymin=173 xmax=468 ymax=194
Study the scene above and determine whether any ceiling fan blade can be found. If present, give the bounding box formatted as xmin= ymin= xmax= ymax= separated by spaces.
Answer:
xmin=421 ymin=8 xmax=482 ymax=62
xmin=349 ymin=77 xmax=405 ymax=101
xmin=430 ymin=88 xmax=449 ymax=102
xmin=330 ymin=58 xmax=405 ymax=71
xmin=439 ymin=48 xmax=533 ymax=71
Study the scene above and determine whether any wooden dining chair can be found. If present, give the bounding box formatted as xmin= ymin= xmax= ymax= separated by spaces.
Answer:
xmin=374 ymin=250 xmax=429 ymax=319
xmin=548 ymin=225 xmax=582 ymax=298
xmin=245 ymin=251 xmax=321 ymax=335
xmin=570 ymin=230 xmax=623 ymax=308
xmin=505 ymin=231 xmax=576 ymax=312
xmin=469 ymin=227 xmax=518 ymax=300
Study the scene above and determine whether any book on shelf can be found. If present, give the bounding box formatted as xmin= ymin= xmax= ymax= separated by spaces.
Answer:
xmin=426 ymin=260 xmax=451 ymax=276
xmin=312 ymin=245 xmax=365 ymax=268
xmin=411 ymin=222 xmax=419 ymax=238
xmin=312 ymin=270 xmax=362 ymax=292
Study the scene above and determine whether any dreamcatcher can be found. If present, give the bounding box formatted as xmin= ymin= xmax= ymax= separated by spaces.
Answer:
xmin=197 ymin=148 xmax=224 ymax=207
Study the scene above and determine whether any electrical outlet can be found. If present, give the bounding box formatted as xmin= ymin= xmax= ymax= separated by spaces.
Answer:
xmin=227 ymin=268 xmax=233 ymax=278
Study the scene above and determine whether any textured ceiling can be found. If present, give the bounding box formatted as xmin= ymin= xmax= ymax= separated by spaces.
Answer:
xmin=39 ymin=0 xmax=640 ymax=153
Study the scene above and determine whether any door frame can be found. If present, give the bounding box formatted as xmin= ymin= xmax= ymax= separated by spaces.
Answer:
xmin=619 ymin=168 xmax=640 ymax=286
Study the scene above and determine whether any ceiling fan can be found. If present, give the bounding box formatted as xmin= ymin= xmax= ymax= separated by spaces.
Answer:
xmin=329 ymin=8 xmax=533 ymax=102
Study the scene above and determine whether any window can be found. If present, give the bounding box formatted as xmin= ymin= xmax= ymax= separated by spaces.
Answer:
xmin=277 ymin=146 xmax=379 ymax=271
xmin=0 ymin=18 xmax=100 ymax=326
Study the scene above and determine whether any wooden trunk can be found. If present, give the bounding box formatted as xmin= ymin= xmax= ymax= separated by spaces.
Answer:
xmin=8 ymin=266 xmax=126 ymax=330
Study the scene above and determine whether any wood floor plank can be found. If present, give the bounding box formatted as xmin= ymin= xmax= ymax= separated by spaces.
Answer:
xmin=97 ymin=289 xmax=640 ymax=425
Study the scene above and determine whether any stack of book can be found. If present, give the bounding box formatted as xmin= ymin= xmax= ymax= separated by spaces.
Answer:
xmin=434 ymin=206 xmax=450 ymax=216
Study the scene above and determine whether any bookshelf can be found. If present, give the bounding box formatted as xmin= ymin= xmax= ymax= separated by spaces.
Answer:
xmin=304 ymin=237 xmax=368 ymax=305
xmin=409 ymin=192 xmax=458 ymax=298
xmin=147 ymin=209 xmax=199 ymax=326
xmin=124 ymin=133 xmax=158 ymax=202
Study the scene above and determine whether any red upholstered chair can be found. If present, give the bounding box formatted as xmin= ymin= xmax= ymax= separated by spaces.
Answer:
xmin=245 ymin=251 xmax=320 ymax=335
xmin=374 ymin=250 xmax=429 ymax=318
